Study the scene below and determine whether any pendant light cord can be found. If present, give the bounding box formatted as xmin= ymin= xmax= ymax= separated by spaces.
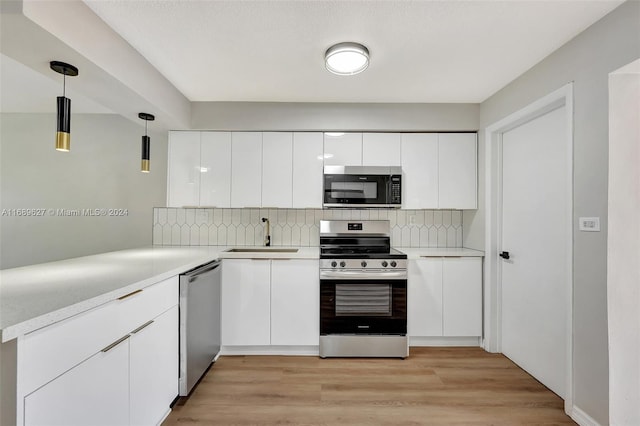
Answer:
xmin=62 ymin=73 xmax=66 ymax=97
xmin=145 ymin=119 xmax=148 ymax=136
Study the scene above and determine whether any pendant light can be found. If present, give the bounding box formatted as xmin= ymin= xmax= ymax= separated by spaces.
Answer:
xmin=138 ymin=113 xmax=155 ymax=173
xmin=49 ymin=61 xmax=78 ymax=152
xmin=325 ymin=42 xmax=369 ymax=75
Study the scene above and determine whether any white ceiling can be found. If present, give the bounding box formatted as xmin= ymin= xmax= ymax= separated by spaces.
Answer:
xmin=84 ymin=0 xmax=623 ymax=104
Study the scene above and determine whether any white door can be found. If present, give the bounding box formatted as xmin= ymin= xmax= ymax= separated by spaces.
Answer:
xmin=438 ymin=133 xmax=477 ymax=209
xmin=130 ymin=306 xmax=178 ymax=426
xmin=200 ymin=132 xmax=232 ymax=207
xmin=292 ymin=132 xmax=323 ymax=208
xmin=401 ymin=133 xmax=438 ymax=209
xmin=270 ymin=259 xmax=319 ymax=345
xmin=362 ymin=133 xmax=401 ymax=166
xmin=500 ymin=105 xmax=569 ymax=398
xmin=231 ymin=132 xmax=262 ymax=207
xmin=323 ymin=132 xmax=362 ymax=165
xmin=262 ymin=132 xmax=293 ymax=208
xmin=167 ymin=131 xmax=201 ymax=207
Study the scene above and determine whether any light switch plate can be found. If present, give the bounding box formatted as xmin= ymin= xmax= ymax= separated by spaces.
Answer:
xmin=579 ymin=217 xmax=600 ymax=232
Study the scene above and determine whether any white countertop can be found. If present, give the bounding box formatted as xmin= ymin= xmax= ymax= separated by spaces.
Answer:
xmin=0 ymin=246 xmax=225 ymax=342
xmin=396 ymin=247 xmax=485 ymax=258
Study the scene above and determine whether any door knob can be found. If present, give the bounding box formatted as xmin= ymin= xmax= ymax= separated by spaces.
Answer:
xmin=499 ymin=251 xmax=510 ymax=260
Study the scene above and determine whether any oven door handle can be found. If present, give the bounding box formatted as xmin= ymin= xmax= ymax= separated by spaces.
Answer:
xmin=320 ymin=270 xmax=407 ymax=280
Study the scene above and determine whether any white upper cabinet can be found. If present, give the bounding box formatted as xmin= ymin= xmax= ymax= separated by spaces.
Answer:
xmin=438 ymin=133 xmax=477 ymax=209
xmin=200 ymin=131 xmax=232 ymax=208
xmin=362 ymin=133 xmax=402 ymax=166
xmin=323 ymin=133 xmax=362 ymax=166
xmin=167 ymin=131 xmax=201 ymax=207
xmin=401 ymin=133 xmax=439 ymax=209
xmin=262 ymin=132 xmax=293 ymax=208
xmin=231 ymin=132 xmax=262 ymax=208
xmin=292 ymin=132 xmax=324 ymax=208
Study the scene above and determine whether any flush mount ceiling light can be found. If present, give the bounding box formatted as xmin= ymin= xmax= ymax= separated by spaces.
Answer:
xmin=325 ymin=42 xmax=369 ymax=76
xmin=138 ymin=112 xmax=155 ymax=173
xmin=50 ymin=61 xmax=78 ymax=152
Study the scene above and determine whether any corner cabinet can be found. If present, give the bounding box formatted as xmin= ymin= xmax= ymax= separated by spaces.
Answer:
xmin=221 ymin=259 xmax=319 ymax=351
xmin=408 ymin=257 xmax=482 ymax=344
xmin=17 ymin=277 xmax=179 ymax=426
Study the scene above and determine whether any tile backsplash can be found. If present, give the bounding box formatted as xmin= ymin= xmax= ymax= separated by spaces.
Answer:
xmin=153 ymin=208 xmax=463 ymax=248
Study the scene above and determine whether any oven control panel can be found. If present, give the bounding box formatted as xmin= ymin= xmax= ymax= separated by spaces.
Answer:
xmin=320 ymin=259 xmax=407 ymax=270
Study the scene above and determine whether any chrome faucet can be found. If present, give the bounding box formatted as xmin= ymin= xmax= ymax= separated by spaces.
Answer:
xmin=261 ymin=217 xmax=271 ymax=246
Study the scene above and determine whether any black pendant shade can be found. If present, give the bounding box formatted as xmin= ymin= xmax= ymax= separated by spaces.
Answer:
xmin=138 ymin=113 xmax=155 ymax=173
xmin=50 ymin=61 xmax=78 ymax=152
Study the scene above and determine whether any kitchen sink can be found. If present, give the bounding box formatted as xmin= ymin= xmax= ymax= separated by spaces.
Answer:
xmin=224 ymin=248 xmax=299 ymax=253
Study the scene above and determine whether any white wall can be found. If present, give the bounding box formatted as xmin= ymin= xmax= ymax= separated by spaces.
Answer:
xmin=192 ymin=102 xmax=479 ymax=131
xmin=468 ymin=1 xmax=640 ymax=423
xmin=607 ymin=59 xmax=640 ymax=426
xmin=0 ymin=113 xmax=168 ymax=269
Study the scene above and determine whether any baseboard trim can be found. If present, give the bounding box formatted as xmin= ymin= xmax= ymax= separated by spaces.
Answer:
xmin=409 ymin=336 xmax=481 ymax=347
xmin=570 ymin=405 xmax=603 ymax=426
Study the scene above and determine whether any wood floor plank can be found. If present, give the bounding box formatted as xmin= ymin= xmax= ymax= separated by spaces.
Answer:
xmin=163 ymin=347 xmax=576 ymax=425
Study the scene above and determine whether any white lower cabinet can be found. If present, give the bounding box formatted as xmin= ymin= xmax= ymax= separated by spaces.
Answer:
xmin=24 ymin=339 xmax=130 ymax=426
xmin=18 ymin=277 xmax=179 ymax=426
xmin=130 ymin=305 xmax=179 ymax=426
xmin=221 ymin=259 xmax=271 ymax=346
xmin=270 ymin=260 xmax=319 ymax=346
xmin=408 ymin=257 xmax=482 ymax=338
xmin=221 ymin=259 xmax=319 ymax=348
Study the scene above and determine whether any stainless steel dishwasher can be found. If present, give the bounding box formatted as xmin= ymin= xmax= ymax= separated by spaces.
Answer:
xmin=179 ymin=259 xmax=221 ymax=396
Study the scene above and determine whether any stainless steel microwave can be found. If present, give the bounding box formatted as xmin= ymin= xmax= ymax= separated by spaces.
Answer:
xmin=323 ymin=166 xmax=402 ymax=208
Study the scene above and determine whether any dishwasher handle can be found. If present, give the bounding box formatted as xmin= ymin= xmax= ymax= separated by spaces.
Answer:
xmin=184 ymin=260 xmax=221 ymax=282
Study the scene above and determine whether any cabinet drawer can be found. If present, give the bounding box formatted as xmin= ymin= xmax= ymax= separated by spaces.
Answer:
xmin=20 ymin=276 xmax=178 ymax=394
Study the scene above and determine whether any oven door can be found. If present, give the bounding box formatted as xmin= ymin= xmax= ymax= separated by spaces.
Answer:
xmin=323 ymin=173 xmax=391 ymax=207
xmin=320 ymin=277 xmax=407 ymax=335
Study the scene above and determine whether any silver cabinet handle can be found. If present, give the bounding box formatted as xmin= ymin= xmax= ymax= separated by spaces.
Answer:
xmin=101 ymin=335 xmax=130 ymax=353
xmin=130 ymin=320 xmax=154 ymax=334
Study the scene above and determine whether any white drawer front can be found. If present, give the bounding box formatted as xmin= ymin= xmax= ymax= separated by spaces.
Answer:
xmin=20 ymin=276 xmax=178 ymax=394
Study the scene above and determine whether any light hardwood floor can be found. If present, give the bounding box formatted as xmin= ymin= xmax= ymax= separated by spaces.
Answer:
xmin=163 ymin=347 xmax=575 ymax=425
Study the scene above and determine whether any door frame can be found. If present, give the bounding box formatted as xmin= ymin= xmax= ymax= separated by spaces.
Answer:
xmin=482 ymin=83 xmax=574 ymax=413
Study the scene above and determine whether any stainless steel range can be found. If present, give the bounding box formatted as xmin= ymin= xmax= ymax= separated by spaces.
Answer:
xmin=319 ymin=220 xmax=408 ymax=358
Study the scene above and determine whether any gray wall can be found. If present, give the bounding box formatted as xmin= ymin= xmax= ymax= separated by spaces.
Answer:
xmin=466 ymin=1 xmax=640 ymax=423
xmin=192 ymin=102 xmax=479 ymax=131
xmin=0 ymin=113 xmax=168 ymax=269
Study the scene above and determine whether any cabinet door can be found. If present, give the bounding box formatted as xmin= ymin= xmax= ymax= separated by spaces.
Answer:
xmin=323 ymin=133 xmax=362 ymax=166
xmin=167 ymin=131 xmax=201 ymax=207
xmin=401 ymin=133 xmax=439 ymax=209
xmin=408 ymin=259 xmax=443 ymax=337
xmin=438 ymin=133 xmax=477 ymax=209
xmin=442 ymin=258 xmax=482 ymax=336
xmin=262 ymin=132 xmax=293 ymax=208
xmin=231 ymin=132 xmax=262 ymax=207
xmin=362 ymin=133 xmax=401 ymax=166
xmin=270 ymin=260 xmax=319 ymax=346
xmin=292 ymin=132 xmax=324 ymax=208
xmin=200 ymin=132 xmax=232 ymax=208
xmin=130 ymin=305 xmax=179 ymax=426
xmin=24 ymin=337 xmax=129 ymax=426
xmin=221 ymin=259 xmax=271 ymax=346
